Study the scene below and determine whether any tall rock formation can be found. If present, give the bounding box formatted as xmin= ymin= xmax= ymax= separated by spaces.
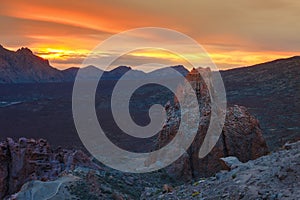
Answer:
xmin=155 ymin=68 xmax=269 ymax=180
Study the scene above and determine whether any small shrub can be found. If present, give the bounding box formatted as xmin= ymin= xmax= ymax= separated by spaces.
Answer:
xmin=192 ymin=191 xmax=200 ymax=197
xmin=232 ymin=173 xmax=237 ymax=179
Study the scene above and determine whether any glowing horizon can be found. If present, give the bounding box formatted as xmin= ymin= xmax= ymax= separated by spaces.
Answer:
xmin=1 ymin=0 xmax=299 ymax=71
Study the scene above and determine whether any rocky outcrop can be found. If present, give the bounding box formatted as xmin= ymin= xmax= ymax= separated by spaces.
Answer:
xmin=7 ymin=140 xmax=298 ymax=200
xmin=0 ymin=138 xmax=99 ymax=199
xmin=8 ymin=164 xmax=174 ymax=200
xmin=155 ymin=68 xmax=269 ymax=180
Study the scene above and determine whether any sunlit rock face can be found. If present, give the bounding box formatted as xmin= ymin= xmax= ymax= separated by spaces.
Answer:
xmin=155 ymin=68 xmax=269 ymax=180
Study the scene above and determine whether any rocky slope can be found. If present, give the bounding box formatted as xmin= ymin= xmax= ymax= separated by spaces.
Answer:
xmin=141 ymin=141 xmax=300 ymax=200
xmin=221 ymin=56 xmax=300 ymax=150
xmin=6 ymin=140 xmax=299 ymax=200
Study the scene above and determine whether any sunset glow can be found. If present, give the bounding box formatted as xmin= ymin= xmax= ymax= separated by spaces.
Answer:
xmin=1 ymin=0 xmax=299 ymax=70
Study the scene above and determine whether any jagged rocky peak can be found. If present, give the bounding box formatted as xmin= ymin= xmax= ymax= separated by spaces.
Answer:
xmin=186 ymin=67 xmax=204 ymax=82
xmin=189 ymin=66 xmax=211 ymax=74
xmin=184 ymin=67 xmax=212 ymax=90
xmin=16 ymin=47 xmax=33 ymax=55
xmin=174 ymin=66 xmax=211 ymax=107
xmin=186 ymin=67 xmax=211 ymax=94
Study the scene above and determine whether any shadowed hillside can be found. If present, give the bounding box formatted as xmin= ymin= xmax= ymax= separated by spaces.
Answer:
xmin=221 ymin=56 xmax=300 ymax=150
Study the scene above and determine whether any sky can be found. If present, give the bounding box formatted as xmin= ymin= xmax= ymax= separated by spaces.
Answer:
xmin=1 ymin=0 xmax=300 ymax=71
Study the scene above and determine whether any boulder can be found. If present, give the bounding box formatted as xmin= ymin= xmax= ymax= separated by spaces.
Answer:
xmin=220 ymin=156 xmax=242 ymax=170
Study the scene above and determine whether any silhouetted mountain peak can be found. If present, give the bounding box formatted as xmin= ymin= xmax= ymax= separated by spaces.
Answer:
xmin=148 ymin=65 xmax=189 ymax=78
xmin=16 ymin=47 xmax=33 ymax=55
xmin=83 ymin=65 xmax=103 ymax=72
xmin=171 ymin=65 xmax=186 ymax=70
xmin=0 ymin=45 xmax=62 ymax=83
xmin=109 ymin=66 xmax=131 ymax=73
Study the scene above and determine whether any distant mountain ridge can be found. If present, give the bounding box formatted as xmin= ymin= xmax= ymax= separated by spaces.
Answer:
xmin=63 ymin=65 xmax=189 ymax=81
xmin=0 ymin=45 xmax=189 ymax=83
xmin=0 ymin=45 xmax=299 ymax=84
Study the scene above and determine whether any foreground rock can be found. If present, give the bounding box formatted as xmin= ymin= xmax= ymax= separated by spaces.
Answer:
xmin=8 ymin=164 xmax=175 ymax=200
xmin=141 ymin=140 xmax=300 ymax=200
xmin=1 ymin=138 xmax=176 ymax=200
xmin=7 ymin=141 xmax=299 ymax=199
xmin=0 ymin=138 xmax=99 ymax=199
xmin=155 ymin=68 xmax=269 ymax=180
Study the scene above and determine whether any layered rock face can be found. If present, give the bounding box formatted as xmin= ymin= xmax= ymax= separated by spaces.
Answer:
xmin=0 ymin=138 xmax=98 ymax=199
xmin=156 ymin=68 xmax=269 ymax=180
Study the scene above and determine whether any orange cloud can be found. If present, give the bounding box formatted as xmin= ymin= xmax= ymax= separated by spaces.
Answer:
xmin=0 ymin=0 xmax=299 ymax=70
